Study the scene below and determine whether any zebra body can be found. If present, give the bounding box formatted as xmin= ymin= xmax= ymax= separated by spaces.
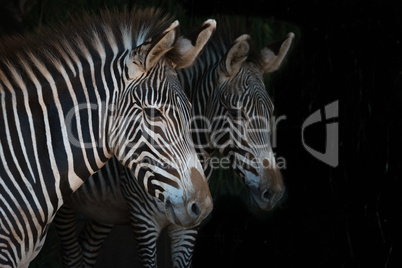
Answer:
xmin=58 ymin=157 xmax=197 ymax=267
xmin=0 ymin=8 xmax=215 ymax=267
xmin=56 ymin=24 xmax=294 ymax=267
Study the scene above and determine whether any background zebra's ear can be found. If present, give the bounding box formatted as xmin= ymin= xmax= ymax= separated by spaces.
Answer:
xmin=222 ymin=34 xmax=251 ymax=76
xmin=167 ymin=19 xmax=216 ymax=69
xmin=128 ymin=20 xmax=180 ymax=75
xmin=260 ymin=32 xmax=294 ymax=74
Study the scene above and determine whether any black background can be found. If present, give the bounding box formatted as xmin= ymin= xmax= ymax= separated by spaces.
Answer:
xmin=1 ymin=0 xmax=401 ymax=267
xmin=190 ymin=1 xmax=402 ymax=267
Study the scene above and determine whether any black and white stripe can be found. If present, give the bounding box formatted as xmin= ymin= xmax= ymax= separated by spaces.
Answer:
xmin=0 ymin=8 xmax=214 ymax=268
xmin=55 ymin=23 xmax=294 ymax=268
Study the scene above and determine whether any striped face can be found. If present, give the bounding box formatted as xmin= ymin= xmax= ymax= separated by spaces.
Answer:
xmin=110 ymin=20 xmax=216 ymax=227
xmin=114 ymin=61 xmax=193 ymax=196
xmin=210 ymin=62 xmax=285 ymax=211
xmin=204 ymin=32 xmax=294 ymax=211
xmin=0 ymin=12 xmax=215 ymax=267
xmin=116 ymin=61 xmax=211 ymax=226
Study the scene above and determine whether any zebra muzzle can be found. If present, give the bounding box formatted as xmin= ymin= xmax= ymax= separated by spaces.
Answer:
xmin=165 ymin=167 xmax=213 ymax=228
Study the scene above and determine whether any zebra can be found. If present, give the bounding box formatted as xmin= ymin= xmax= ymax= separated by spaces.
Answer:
xmin=56 ymin=23 xmax=294 ymax=268
xmin=0 ymin=8 xmax=216 ymax=268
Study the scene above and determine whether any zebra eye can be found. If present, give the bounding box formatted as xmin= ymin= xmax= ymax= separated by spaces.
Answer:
xmin=228 ymin=109 xmax=245 ymax=119
xmin=144 ymin=108 xmax=163 ymax=118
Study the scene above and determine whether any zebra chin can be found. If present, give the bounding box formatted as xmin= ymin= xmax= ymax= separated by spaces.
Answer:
xmin=241 ymin=167 xmax=285 ymax=211
xmin=164 ymin=168 xmax=213 ymax=228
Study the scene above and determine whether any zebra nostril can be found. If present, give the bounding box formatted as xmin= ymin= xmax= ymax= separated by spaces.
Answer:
xmin=262 ymin=189 xmax=272 ymax=202
xmin=189 ymin=202 xmax=201 ymax=218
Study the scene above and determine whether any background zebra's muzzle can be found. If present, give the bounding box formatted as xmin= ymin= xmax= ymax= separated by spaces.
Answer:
xmin=165 ymin=167 xmax=213 ymax=228
xmin=244 ymin=166 xmax=285 ymax=211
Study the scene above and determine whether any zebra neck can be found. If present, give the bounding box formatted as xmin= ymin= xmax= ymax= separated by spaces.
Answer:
xmin=183 ymin=49 xmax=224 ymax=162
xmin=189 ymin=73 xmax=221 ymax=166
xmin=0 ymin=47 xmax=129 ymax=206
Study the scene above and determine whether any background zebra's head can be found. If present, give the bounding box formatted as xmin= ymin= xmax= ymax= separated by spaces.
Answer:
xmin=110 ymin=19 xmax=216 ymax=227
xmin=208 ymin=32 xmax=294 ymax=211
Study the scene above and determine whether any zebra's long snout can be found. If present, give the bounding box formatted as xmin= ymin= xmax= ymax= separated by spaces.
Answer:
xmin=261 ymin=171 xmax=285 ymax=208
xmin=250 ymin=166 xmax=285 ymax=211
xmin=241 ymin=154 xmax=285 ymax=211
xmin=187 ymin=167 xmax=213 ymax=220
xmin=165 ymin=167 xmax=212 ymax=228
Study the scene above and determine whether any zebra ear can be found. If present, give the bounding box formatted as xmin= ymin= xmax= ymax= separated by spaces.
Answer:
xmin=222 ymin=34 xmax=251 ymax=76
xmin=144 ymin=20 xmax=180 ymax=71
xmin=168 ymin=19 xmax=216 ymax=69
xmin=128 ymin=20 xmax=180 ymax=75
xmin=260 ymin=32 xmax=294 ymax=74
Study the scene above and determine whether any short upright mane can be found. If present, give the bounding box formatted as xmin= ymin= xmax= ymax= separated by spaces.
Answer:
xmin=0 ymin=8 xmax=173 ymax=71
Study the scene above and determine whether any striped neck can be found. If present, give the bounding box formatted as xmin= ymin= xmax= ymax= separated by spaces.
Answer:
xmin=178 ymin=41 xmax=227 ymax=161
xmin=0 ymin=8 xmax=174 ymax=202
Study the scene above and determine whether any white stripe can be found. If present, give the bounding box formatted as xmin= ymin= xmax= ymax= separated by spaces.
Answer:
xmin=19 ymin=62 xmax=54 ymax=217
xmin=0 ymin=74 xmax=44 ymax=252
xmin=58 ymin=58 xmax=96 ymax=176
xmin=1 ymin=67 xmax=50 ymax=229
xmin=27 ymin=53 xmax=74 ymax=201
xmin=0 ymin=142 xmax=34 ymax=260
xmin=53 ymin=43 xmax=77 ymax=77
xmin=0 ymin=196 xmax=23 ymax=265
xmin=66 ymin=37 xmax=113 ymax=161
xmin=3 ymin=66 xmax=36 ymax=182
xmin=121 ymin=25 xmax=133 ymax=50
xmin=92 ymin=31 xmax=114 ymax=166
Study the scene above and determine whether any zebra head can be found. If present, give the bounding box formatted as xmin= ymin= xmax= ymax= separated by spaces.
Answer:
xmin=110 ymin=20 xmax=216 ymax=227
xmin=209 ymin=33 xmax=294 ymax=211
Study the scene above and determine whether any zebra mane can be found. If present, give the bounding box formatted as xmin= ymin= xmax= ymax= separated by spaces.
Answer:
xmin=0 ymin=8 xmax=174 ymax=72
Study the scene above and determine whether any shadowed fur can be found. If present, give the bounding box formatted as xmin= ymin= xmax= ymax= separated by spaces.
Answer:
xmin=0 ymin=8 xmax=179 ymax=76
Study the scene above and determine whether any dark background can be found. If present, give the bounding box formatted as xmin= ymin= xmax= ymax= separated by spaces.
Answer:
xmin=1 ymin=0 xmax=401 ymax=267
